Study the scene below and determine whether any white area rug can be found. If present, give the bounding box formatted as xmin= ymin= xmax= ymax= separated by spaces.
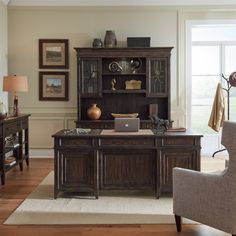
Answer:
xmin=4 ymin=172 xmax=193 ymax=225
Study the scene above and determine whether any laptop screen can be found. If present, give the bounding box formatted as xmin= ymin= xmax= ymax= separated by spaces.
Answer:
xmin=114 ymin=118 xmax=140 ymax=132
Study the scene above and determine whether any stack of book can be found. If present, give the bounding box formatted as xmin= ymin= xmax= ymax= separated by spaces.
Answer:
xmin=4 ymin=156 xmax=16 ymax=166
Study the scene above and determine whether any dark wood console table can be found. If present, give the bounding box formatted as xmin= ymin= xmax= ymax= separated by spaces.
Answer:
xmin=0 ymin=114 xmax=30 ymax=185
xmin=53 ymin=129 xmax=202 ymax=199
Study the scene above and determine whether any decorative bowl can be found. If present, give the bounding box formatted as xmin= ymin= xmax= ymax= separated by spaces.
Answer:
xmin=111 ymin=113 xmax=139 ymax=118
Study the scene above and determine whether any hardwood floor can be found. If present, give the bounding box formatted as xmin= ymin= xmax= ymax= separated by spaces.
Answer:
xmin=0 ymin=158 xmax=229 ymax=236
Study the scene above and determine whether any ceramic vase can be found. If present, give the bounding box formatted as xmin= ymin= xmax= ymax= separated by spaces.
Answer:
xmin=92 ymin=38 xmax=103 ymax=48
xmin=104 ymin=30 xmax=117 ymax=48
xmin=0 ymin=102 xmax=7 ymax=119
xmin=87 ymin=104 xmax=101 ymax=120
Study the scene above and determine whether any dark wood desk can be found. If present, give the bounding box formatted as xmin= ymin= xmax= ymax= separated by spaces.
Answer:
xmin=0 ymin=114 xmax=30 ymax=185
xmin=52 ymin=129 xmax=202 ymax=199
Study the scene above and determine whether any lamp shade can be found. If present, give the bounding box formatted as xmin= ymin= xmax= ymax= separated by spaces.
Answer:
xmin=3 ymin=75 xmax=28 ymax=92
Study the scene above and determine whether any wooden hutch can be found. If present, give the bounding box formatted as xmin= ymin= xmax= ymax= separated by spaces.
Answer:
xmin=74 ymin=47 xmax=173 ymax=128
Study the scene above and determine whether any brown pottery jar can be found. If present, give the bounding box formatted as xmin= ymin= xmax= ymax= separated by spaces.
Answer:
xmin=87 ymin=104 xmax=101 ymax=120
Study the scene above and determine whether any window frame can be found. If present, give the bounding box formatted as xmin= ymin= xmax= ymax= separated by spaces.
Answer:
xmin=186 ymin=20 xmax=236 ymax=132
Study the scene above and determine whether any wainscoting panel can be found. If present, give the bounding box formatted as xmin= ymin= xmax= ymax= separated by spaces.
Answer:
xmin=30 ymin=117 xmax=65 ymax=149
xmin=67 ymin=118 xmax=77 ymax=129
xmin=29 ymin=114 xmax=77 ymax=149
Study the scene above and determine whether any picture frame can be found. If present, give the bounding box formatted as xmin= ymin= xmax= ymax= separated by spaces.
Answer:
xmin=39 ymin=39 xmax=69 ymax=69
xmin=39 ymin=71 xmax=69 ymax=101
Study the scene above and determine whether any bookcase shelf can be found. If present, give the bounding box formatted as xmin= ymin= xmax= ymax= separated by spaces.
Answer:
xmin=0 ymin=114 xmax=30 ymax=185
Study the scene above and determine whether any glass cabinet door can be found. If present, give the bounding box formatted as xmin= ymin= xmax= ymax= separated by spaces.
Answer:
xmin=80 ymin=59 xmax=101 ymax=97
xmin=147 ymin=58 xmax=167 ymax=96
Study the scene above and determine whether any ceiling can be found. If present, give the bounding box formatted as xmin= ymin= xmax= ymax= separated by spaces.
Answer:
xmin=2 ymin=0 xmax=236 ymax=6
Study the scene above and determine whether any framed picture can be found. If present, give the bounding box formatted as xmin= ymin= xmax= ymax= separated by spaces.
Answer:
xmin=39 ymin=39 xmax=69 ymax=69
xmin=39 ymin=71 xmax=69 ymax=101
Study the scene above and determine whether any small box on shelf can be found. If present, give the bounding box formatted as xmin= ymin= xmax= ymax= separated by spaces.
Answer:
xmin=127 ymin=37 xmax=151 ymax=48
xmin=125 ymin=80 xmax=142 ymax=90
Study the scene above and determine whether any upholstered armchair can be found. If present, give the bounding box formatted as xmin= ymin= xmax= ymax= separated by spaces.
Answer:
xmin=173 ymin=121 xmax=236 ymax=236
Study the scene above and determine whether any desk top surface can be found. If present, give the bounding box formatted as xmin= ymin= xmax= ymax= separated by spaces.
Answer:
xmin=0 ymin=114 xmax=30 ymax=124
xmin=52 ymin=128 xmax=203 ymax=138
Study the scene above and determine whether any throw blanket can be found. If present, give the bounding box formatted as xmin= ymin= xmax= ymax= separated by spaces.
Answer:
xmin=208 ymin=83 xmax=225 ymax=132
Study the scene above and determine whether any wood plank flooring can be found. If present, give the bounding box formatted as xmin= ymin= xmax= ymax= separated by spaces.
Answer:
xmin=0 ymin=158 xmax=229 ymax=236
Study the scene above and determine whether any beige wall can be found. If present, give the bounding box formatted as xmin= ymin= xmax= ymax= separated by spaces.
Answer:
xmin=0 ymin=1 xmax=8 ymax=106
xmin=8 ymin=6 xmax=178 ymax=154
xmin=8 ymin=6 xmax=235 ymax=156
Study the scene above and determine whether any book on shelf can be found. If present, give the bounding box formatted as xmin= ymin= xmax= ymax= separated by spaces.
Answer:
xmin=5 ymin=141 xmax=19 ymax=149
xmin=5 ymin=160 xmax=16 ymax=166
xmin=4 ymin=156 xmax=16 ymax=166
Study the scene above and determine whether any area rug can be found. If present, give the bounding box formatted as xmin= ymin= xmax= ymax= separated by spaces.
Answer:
xmin=4 ymin=171 xmax=193 ymax=225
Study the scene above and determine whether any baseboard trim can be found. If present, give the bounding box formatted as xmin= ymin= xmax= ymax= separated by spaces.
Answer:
xmin=29 ymin=149 xmax=53 ymax=158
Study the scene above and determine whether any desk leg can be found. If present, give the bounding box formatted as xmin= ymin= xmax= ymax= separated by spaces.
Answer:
xmin=18 ymin=131 xmax=23 ymax=171
xmin=1 ymin=173 xmax=5 ymax=185
xmin=25 ymin=128 xmax=29 ymax=166
xmin=54 ymin=148 xmax=58 ymax=199
xmin=156 ymin=149 xmax=160 ymax=199
xmin=54 ymin=189 xmax=58 ymax=199
xmin=94 ymin=150 xmax=99 ymax=199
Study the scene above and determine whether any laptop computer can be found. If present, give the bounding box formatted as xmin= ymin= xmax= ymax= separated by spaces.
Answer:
xmin=114 ymin=118 xmax=140 ymax=132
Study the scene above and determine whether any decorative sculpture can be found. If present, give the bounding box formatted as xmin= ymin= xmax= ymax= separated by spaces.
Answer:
xmin=111 ymin=78 xmax=116 ymax=90
xmin=149 ymin=114 xmax=173 ymax=133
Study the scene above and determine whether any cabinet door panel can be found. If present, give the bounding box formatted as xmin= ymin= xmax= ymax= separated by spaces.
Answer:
xmin=160 ymin=149 xmax=198 ymax=193
xmin=79 ymin=58 xmax=101 ymax=97
xmin=100 ymin=149 xmax=156 ymax=190
xmin=147 ymin=58 xmax=168 ymax=97
xmin=58 ymin=150 xmax=94 ymax=190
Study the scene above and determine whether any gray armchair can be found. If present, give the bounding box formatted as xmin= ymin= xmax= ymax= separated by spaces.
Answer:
xmin=173 ymin=121 xmax=236 ymax=236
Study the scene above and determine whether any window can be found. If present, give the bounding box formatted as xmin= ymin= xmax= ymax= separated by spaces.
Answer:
xmin=187 ymin=21 xmax=236 ymax=154
xmin=191 ymin=45 xmax=220 ymax=134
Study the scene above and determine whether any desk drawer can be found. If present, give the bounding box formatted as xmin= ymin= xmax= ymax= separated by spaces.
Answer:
xmin=99 ymin=138 xmax=155 ymax=147
xmin=4 ymin=121 xmax=21 ymax=136
xmin=60 ymin=138 xmax=93 ymax=147
xmin=162 ymin=137 xmax=195 ymax=146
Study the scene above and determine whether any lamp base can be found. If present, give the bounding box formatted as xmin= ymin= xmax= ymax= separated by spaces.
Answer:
xmin=13 ymin=95 xmax=18 ymax=117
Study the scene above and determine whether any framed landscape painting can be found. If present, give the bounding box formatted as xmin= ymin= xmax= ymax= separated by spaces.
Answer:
xmin=39 ymin=71 xmax=69 ymax=101
xmin=39 ymin=39 xmax=69 ymax=69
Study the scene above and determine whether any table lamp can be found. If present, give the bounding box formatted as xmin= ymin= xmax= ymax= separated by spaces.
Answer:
xmin=3 ymin=75 xmax=28 ymax=117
